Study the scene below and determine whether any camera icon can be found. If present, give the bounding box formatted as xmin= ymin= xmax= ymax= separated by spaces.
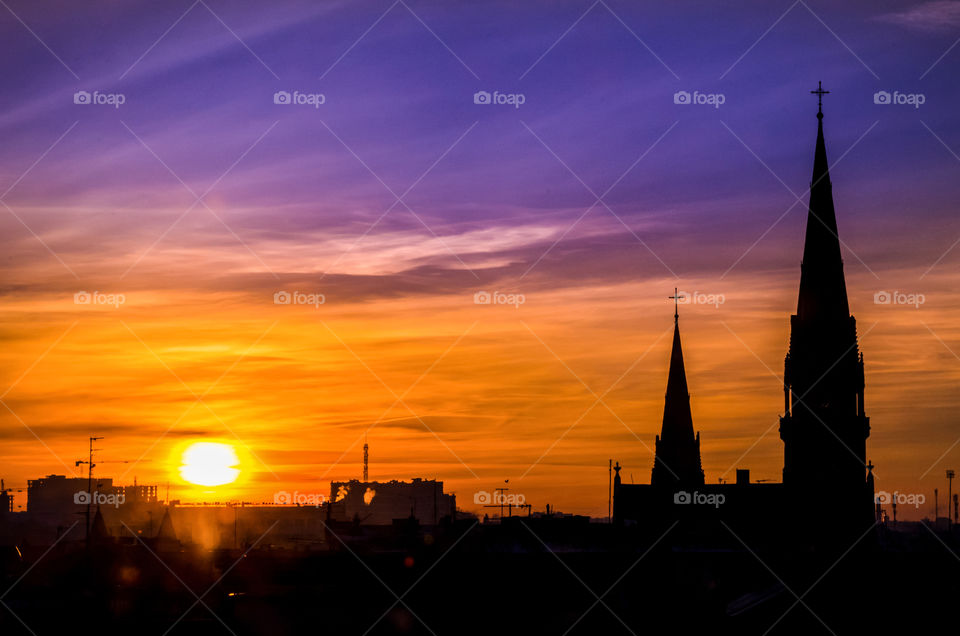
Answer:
xmin=274 ymin=490 xmax=292 ymax=504
xmin=473 ymin=490 xmax=492 ymax=504
xmin=474 ymin=291 xmax=491 ymax=305
xmin=873 ymin=91 xmax=891 ymax=105
xmin=73 ymin=91 xmax=91 ymax=105
xmin=873 ymin=291 xmax=891 ymax=305
xmin=74 ymin=491 xmax=92 ymax=505
xmin=473 ymin=91 xmax=491 ymax=105
xmin=673 ymin=490 xmax=691 ymax=504
xmin=274 ymin=291 xmax=291 ymax=305
xmin=273 ymin=91 xmax=291 ymax=105
xmin=874 ymin=490 xmax=891 ymax=504
xmin=74 ymin=291 xmax=92 ymax=304
xmin=673 ymin=91 xmax=691 ymax=105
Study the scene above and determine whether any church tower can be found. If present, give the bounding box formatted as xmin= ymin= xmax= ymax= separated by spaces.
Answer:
xmin=779 ymin=84 xmax=871 ymax=529
xmin=652 ymin=293 xmax=705 ymax=488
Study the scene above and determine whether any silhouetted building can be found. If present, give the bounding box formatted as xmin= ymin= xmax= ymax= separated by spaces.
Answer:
xmin=613 ymin=307 xmax=784 ymax=541
xmin=0 ymin=481 xmax=11 ymax=516
xmin=780 ymin=99 xmax=873 ymax=534
xmin=615 ymin=94 xmax=874 ymax=546
xmin=329 ymin=478 xmax=455 ymax=525
xmin=20 ymin=474 xmax=164 ymax=543
xmin=26 ymin=474 xmax=111 ymax=528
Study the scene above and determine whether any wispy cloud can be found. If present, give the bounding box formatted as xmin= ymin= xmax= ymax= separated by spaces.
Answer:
xmin=874 ymin=1 xmax=960 ymax=32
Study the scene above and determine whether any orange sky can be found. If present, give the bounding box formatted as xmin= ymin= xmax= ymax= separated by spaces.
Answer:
xmin=3 ymin=249 xmax=959 ymax=521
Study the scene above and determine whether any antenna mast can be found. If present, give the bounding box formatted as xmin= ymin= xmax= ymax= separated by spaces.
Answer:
xmin=83 ymin=436 xmax=104 ymax=542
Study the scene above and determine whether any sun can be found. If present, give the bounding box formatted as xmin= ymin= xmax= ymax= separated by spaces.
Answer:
xmin=179 ymin=442 xmax=241 ymax=487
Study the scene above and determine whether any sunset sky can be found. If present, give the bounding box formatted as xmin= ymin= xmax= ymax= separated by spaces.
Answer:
xmin=2 ymin=0 xmax=960 ymax=519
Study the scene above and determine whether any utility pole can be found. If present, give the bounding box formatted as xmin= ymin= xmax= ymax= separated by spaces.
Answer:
xmin=83 ymin=436 xmax=103 ymax=542
xmin=607 ymin=459 xmax=612 ymax=524
xmin=948 ymin=470 xmax=955 ymax=527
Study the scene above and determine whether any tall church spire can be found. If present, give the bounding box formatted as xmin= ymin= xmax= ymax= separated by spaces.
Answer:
xmin=780 ymin=86 xmax=871 ymax=536
xmin=652 ymin=292 xmax=704 ymax=487
xmin=797 ymin=92 xmax=849 ymax=323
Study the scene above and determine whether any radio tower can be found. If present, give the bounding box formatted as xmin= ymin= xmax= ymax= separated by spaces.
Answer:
xmin=363 ymin=437 xmax=369 ymax=482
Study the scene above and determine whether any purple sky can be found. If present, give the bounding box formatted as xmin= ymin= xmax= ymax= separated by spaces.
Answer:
xmin=2 ymin=0 xmax=958 ymax=288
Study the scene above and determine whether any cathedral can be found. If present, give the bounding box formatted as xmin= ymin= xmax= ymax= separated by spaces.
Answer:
xmin=614 ymin=88 xmax=875 ymax=546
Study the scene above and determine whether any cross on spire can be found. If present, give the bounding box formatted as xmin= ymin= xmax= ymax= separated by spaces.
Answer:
xmin=811 ymin=80 xmax=829 ymax=117
xmin=669 ymin=288 xmax=684 ymax=322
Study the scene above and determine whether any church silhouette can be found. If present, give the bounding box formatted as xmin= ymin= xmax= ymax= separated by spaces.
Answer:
xmin=614 ymin=86 xmax=876 ymax=547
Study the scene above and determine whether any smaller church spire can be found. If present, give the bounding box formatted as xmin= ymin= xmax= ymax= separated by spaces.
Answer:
xmin=652 ymin=293 xmax=704 ymax=487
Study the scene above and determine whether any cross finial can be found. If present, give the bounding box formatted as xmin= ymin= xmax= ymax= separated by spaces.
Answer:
xmin=668 ymin=288 xmax=684 ymax=323
xmin=811 ymin=80 xmax=829 ymax=118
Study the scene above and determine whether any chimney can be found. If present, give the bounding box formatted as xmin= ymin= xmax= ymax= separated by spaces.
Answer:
xmin=736 ymin=469 xmax=750 ymax=485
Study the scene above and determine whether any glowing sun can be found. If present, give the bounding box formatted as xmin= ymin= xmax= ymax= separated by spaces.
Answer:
xmin=179 ymin=442 xmax=241 ymax=487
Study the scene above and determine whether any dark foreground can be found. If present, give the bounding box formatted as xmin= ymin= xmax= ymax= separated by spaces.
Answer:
xmin=1 ymin=521 xmax=957 ymax=635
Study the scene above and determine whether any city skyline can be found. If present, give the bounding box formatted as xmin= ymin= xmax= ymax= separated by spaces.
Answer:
xmin=3 ymin=1 xmax=960 ymax=519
